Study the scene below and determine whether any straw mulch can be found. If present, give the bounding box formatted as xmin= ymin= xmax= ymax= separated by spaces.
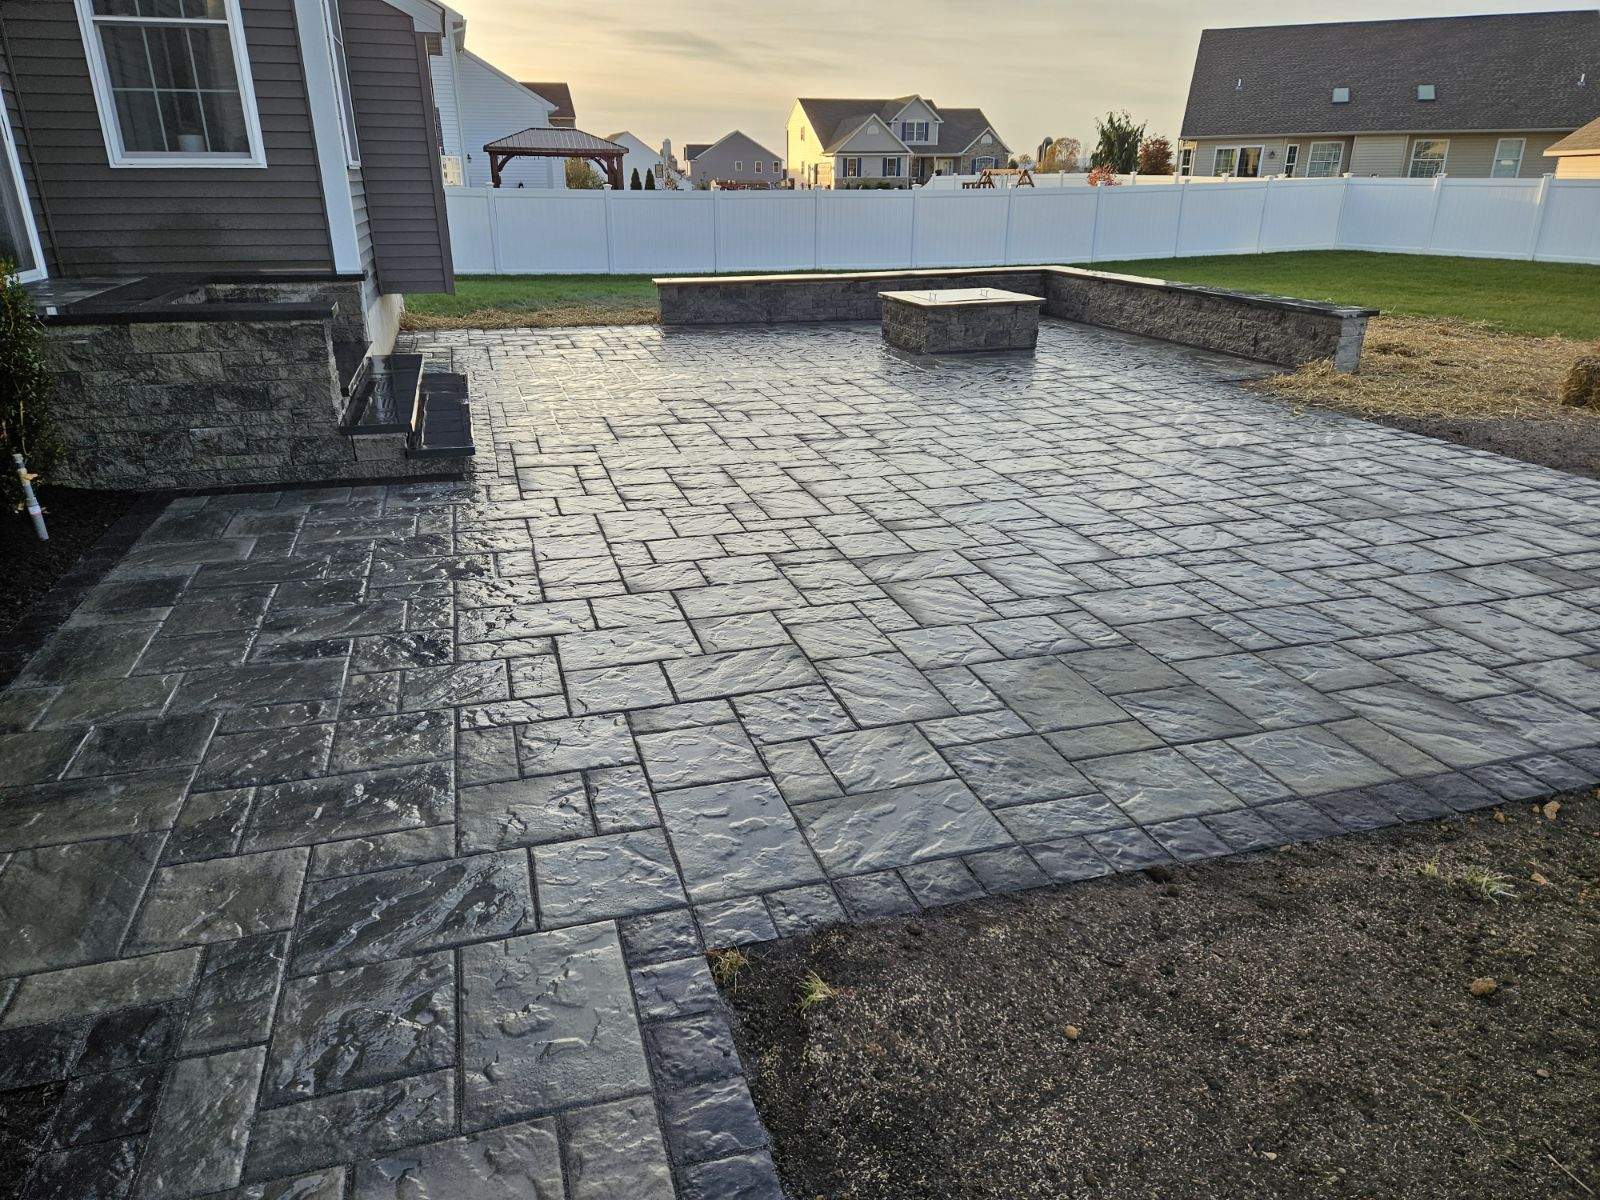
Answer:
xmin=1257 ymin=316 xmax=1597 ymax=420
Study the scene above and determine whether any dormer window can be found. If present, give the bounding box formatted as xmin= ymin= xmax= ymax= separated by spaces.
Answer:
xmin=900 ymin=120 xmax=929 ymax=143
xmin=1332 ymin=86 xmax=1350 ymax=104
xmin=1416 ymin=84 xmax=1436 ymax=101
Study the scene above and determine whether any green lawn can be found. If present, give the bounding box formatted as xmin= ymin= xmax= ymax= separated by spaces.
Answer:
xmin=407 ymin=253 xmax=1598 ymax=340
xmin=1086 ymin=252 xmax=1597 ymax=340
xmin=405 ymin=274 xmax=658 ymax=318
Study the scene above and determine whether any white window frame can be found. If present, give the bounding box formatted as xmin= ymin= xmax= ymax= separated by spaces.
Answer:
xmin=0 ymin=108 xmax=48 ymax=282
xmin=734 ymin=159 xmax=743 ymax=172
xmin=73 ymin=0 xmax=268 ymax=169
xmin=900 ymin=120 xmax=929 ymax=143
xmin=1304 ymin=140 xmax=1343 ymax=178
xmin=319 ymin=0 xmax=359 ymax=168
xmin=1407 ymin=137 xmax=1449 ymax=178
xmin=1213 ymin=145 xmax=1264 ymax=176
xmin=754 ymin=159 xmax=763 ymax=173
xmin=1178 ymin=146 xmax=1193 ymax=177
xmin=1283 ymin=144 xmax=1299 ymax=176
xmin=881 ymin=156 xmax=902 ymax=177
xmin=841 ymin=156 xmax=861 ymax=178
xmin=1490 ymin=137 xmax=1526 ymax=179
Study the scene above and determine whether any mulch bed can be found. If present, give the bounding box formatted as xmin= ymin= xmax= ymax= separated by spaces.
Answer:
xmin=0 ymin=487 xmax=155 ymax=686
xmin=721 ymin=797 xmax=1599 ymax=1199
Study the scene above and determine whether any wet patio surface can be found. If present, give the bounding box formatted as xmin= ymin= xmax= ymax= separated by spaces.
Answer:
xmin=5 ymin=320 xmax=1600 ymax=1198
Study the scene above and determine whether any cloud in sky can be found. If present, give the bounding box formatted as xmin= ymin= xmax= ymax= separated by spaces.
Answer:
xmin=443 ymin=0 xmax=1593 ymax=157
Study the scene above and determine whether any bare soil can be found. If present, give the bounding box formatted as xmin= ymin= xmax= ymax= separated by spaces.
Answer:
xmin=0 ymin=486 xmax=139 ymax=635
xmin=722 ymin=797 xmax=1600 ymax=1200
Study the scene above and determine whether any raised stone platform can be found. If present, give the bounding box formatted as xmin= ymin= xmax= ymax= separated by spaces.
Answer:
xmin=655 ymin=266 xmax=1376 ymax=372
xmin=880 ymin=287 xmax=1043 ymax=355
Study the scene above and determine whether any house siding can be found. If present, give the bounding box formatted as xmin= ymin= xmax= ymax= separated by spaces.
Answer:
xmin=1554 ymin=154 xmax=1600 ymax=180
xmin=1 ymin=0 xmax=334 ymax=276
xmin=689 ymin=133 xmax=782 ymax=186
xmin=341 ymin=0 xmax=452 ymax=294
xmin=1401 ymin=132 xmax=1564 ymax=178
xmin=1187 ymin=130 xmax=1566 ymax=178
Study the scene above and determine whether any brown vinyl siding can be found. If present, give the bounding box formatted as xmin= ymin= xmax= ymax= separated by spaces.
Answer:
xmin=341 ymin=0 xmax=451 ymax=294
xmin=1 ymin=0 xmax=334 ymax=276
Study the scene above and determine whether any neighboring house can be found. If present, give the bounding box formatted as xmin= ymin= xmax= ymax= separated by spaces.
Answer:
xmin=788 ymin=95 xmax=1011 ymax=187
xmin=1178 ymin=11 xmax=1599 ymax=180
xmin=609 ymin=131 xmax=686 ymax=187
xmin=522 ymin=81 xmax=575 ymax=128
xmin=685 ymin=132 xmax=784 ymax=187
xmin=1546 ymin=115 xmax=1600 ymax=178
xmin=409 ymin=1 xmax=566 ymax=188
xmin=0 ymin=0 xmax=469 ymax=488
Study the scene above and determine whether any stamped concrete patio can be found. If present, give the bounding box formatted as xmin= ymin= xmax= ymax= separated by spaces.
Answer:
xmin=6 ymin=319 xmax=1600 ymax=1199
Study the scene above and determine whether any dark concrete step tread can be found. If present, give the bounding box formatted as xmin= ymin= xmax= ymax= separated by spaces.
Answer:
xmin=341 ymin=354 xmax=425 ymax=436
xmin=408 ymin=395 xmax=475 ymax=459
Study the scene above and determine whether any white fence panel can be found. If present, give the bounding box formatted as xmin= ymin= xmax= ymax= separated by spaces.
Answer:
xmin=607 ymin=193 xmax=715 ymax=274
xmin=443 ymin=190 xmax=495 ymax=272
xmin=1429 ymin=179 xmax=1542 ymax=259
xmin=444 ymin=178 xmax=1600 ymax=274
xmin=1175 ymin=182 xmax=1268 ymax=256
xmin=1093 ymin=187 xmax=1182 ymax=261
xmin=1534 ymin=181 xmax=1600 ymax=264
xmin=1005 ymin=188 xmax=1097 ymax=264
xmin=913 ymin=191 xmax=1010 ymax=267
xmin=816 ymin=190 xmax=914 ymax=270
xmin=714 ymin=191 xmax=817 ymax=272
xmin=487 ymin=193 xmax=608 ymax=273
xmin=1337 ymin=179 xmax=1435 ymax=252
xmin=1257 ymin=179 xmax=1344 ymax=251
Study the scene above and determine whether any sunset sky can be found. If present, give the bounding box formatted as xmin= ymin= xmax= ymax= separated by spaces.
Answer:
xmin=444 ymin=1 xmax=1593 ymax=159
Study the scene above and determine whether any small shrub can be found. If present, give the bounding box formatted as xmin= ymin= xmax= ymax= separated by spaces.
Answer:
xmin=1086 ymin=164 xmax=1120 ymax=187
xmin=644 ymin=169 xmax=656 ymax=190
xmin=0 ymin=261 xmax=61 ymax=507
xmin=629 ymin=167 xmax=642 ymax=190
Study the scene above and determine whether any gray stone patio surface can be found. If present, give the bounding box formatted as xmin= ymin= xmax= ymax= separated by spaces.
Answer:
xmin=6 ymin=319 xmax=1600 ymax=1199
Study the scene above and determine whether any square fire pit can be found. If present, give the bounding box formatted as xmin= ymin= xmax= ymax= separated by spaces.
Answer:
xmin=879 ymin=287 xmax=1044 ymax=355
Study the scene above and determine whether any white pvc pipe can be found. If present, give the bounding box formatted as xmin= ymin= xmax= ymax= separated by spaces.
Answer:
xmin=13 ymin=453 xmax=47 ymax=541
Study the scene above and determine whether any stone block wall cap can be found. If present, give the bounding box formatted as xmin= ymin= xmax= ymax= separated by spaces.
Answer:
xmin=41 ymin=302 xmax=338 ymax=328
xmin=880 ymin=287 xmax=1044 ymax=308
xmin=653 ymin=266 xmax=1042 ymax=286
xmin=1046 ymin=266 xmax=1379 ymax=319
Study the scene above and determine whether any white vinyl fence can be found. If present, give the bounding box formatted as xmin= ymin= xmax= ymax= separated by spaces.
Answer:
xmin=445 ymin=175 xmax=1600 ymax=275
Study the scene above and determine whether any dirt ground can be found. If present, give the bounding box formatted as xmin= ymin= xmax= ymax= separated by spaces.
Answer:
xmin=0 ymin=487 xmax=138 ymax=635
xmin=722 ymin=796 xmax=1600 ymax=1200
xmin=1258 ymin=317 xmax=1600 ymax=477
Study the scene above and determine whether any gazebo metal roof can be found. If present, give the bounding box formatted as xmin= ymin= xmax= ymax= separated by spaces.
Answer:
xmin=482 ymin=127 xmax=627 ymax=189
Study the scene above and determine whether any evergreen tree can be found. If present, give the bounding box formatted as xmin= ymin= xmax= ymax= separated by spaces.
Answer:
xmin=1090 ymin=112 xmax=1145 ymax=174
xmin=630 ymin=167 xmax=642 ymax=190
xmin=644 ymin=169 xmax=656 ymax=190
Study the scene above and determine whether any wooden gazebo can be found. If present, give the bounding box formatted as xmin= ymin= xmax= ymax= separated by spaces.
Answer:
xmin=483 ymin=127 xmax=626 ymax=189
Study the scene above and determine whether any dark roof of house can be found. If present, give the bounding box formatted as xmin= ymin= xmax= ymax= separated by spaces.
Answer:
xmin=795 ymin=96 xmax=1007 ymax=155
xmin=521 ymin=82 xmax=575 ymax=126
xmin=1180 ymin=10 xmax=1600 ymax=138
xmin=1548 ymin=114 xmax=1600 ymax=154
xmin=483 ymin=127 xmax=622 ymax=154
xmin=683 ymin=143 xmax=711 ymax=161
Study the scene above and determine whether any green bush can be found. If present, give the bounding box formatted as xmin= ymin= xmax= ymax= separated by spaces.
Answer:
xmin=0 ymin=261 xmax=61 ymax=507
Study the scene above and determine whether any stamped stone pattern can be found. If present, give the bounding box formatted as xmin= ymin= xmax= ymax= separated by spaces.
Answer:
xmin=5 ymin=319 xmax=1600 ymax=1198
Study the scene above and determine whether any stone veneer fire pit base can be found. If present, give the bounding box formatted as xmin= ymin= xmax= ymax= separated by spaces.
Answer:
xmin=655 ymin=266 xmax=1376 ymax=372
xmin=880 ymin=288 xmax=1044 ymax=355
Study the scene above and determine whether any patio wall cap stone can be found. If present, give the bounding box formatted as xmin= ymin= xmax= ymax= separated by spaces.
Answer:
xmin=654 ymin=265 xmax=1379 ymax=320
xmin=879 ymin=287 xmax=1045 ymax=308
xmin=39 ymin=302 xmax=338 ymax=328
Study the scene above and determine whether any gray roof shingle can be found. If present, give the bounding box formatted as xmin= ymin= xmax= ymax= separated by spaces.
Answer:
xmin=796 ymin=96 xmax=1007 ymax=155
xmin=1180 ymin=10 xmax=1600 ymax=138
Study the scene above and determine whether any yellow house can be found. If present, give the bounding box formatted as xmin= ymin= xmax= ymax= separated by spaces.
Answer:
xmin=1545 ymin=116 xmax=1600 ymax=179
